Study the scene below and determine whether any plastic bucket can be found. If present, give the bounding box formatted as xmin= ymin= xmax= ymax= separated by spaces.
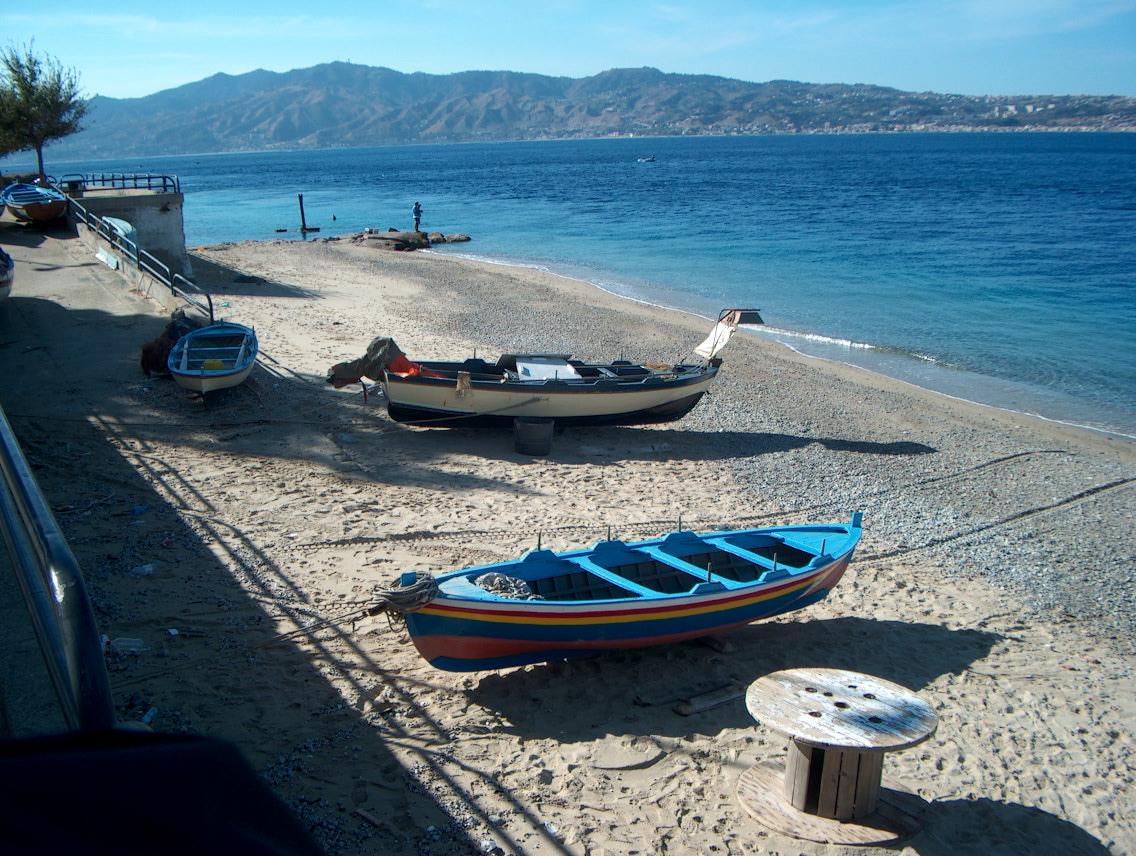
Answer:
xmin=514 ymin=417 xmax=554 ymax=456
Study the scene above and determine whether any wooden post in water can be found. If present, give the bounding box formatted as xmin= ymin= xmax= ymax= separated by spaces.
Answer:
xmin=298 ymin=193 xmax=320 ymax=234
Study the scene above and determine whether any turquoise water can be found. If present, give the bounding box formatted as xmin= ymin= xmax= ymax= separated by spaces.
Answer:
xmin=19 ymin=133 xmax=1136 ymax=435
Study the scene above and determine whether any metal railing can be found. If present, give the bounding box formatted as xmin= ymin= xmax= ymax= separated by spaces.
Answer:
xmin=58 ymin=173 xmax=181 ymax=194
xmin=0 ymin=176 xmax=209 ymax=737
xmin=0 ymin=406 xmax=115 ymax=732
xmin=65 ymin=190 xmax=211 ymax=319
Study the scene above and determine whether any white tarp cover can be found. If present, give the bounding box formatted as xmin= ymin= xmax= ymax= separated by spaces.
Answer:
xmin=694 ymin=321 xmax=736 ymax=359
xmin=516 ymin=357 xmax=583 ymax=380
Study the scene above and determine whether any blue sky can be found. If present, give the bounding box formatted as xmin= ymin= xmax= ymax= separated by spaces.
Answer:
xmin=6 ymin=1 xmax=1135 ymax=99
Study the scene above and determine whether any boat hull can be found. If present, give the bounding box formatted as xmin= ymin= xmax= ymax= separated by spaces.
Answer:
xmin=10 ymin=200 xmax=67 ymax=223
xmin=168 ymin=322 xmax=258 ymax=394
xmin=402 ymin=518 xmax=861 ymax=671
xmin=170 ymin=362 xmax=255 ymax=394
xmin=383 ymin=364 xmax=717 ymax=426
xmin=1 ymin=184 xmax=68 ymax=224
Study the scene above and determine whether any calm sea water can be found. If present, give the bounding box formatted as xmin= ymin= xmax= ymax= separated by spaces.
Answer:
xmin=16 ymin=134 xmax=1136 ymax=435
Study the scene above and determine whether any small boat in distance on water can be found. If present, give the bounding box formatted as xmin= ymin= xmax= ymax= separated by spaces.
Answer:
xmin=168 ymin=321 xmax=258 ymax=395
xmin=328 ymin=309 xmax=763 ymax=426
xmin=386 ymin=513 xmax=863 ymax=671
xmin=0 ymin=183 xmax=68 ymax=224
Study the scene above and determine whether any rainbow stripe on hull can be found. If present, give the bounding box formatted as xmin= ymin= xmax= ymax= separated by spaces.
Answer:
xmin=401 ymin=515 xmax=862 ymax=671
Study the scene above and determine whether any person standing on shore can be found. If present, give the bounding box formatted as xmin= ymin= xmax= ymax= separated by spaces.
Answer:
xmin=412 ymin=201 xmax=423 ymax=232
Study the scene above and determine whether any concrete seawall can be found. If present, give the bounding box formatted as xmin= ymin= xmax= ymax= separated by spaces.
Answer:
xmin=70 ymin=188 xmax=191 ymax=280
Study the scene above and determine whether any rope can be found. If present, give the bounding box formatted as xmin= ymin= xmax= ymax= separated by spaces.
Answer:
xmin=371 ymin=571 xmax=439 ymax=613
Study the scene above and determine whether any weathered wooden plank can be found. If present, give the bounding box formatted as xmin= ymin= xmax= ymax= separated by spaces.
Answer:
xmin=834 ymin=749 xmax=861 ymax=819
xmin=672 ymin=683 xmax=743 ymax=716
xmin=783 ymin=740 xmax=813 ymax=810
xmin=854 ymin=749 xmax=883 ymax=816
xmin=815 ymin=748 xmax=844 ymax=817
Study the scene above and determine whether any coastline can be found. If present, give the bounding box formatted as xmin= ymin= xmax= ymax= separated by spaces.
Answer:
xmin=23 ymin=134 xmax=1136 ymax=439
xmin=3 ymin=222 xmax=1134 ymax=854
xmin=193 ymin=234 xmax=1136 ymax=626
xmin=429 ymin=244 xmax=1136 ymax=442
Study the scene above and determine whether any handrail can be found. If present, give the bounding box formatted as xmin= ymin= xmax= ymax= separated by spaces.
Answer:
xmin=65 ymin=191 xmax=212 ymax=319
xmin=0 ymin=405 xmax=115 ymax=732
xmin=58 ymin=172 xmax=180 ymax=194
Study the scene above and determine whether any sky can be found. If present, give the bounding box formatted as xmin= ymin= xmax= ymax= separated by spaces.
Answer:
xmin=5 ymin=1 xmax=1135 ymax=99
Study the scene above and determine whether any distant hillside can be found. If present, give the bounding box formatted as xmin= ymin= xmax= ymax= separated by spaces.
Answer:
xmin=43 ymin=63 xmax=1136 ymax=158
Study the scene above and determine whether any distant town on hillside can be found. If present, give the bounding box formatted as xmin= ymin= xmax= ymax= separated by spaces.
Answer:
xmin=40 ymin=63 xmax=1136 ymax=159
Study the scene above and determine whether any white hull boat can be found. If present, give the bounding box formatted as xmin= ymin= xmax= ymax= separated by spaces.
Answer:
xmin=168 ymin=322 xmax=258 ymax=394
xmin=327 ymin=309 xmax=763 ymax=427
xmin=384 ymin=355 xmax=721 ymax=426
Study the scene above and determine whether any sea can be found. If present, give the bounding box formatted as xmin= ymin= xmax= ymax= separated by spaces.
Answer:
xmin=10 ymin=133 xmax=1136 ymax=436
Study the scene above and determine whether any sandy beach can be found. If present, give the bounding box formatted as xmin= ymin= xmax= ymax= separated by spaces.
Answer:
xmin=2 ymin=218 xmax=1134 ymax=855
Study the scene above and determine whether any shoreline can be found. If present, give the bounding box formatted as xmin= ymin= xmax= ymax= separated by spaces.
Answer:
xmin=427 ymin=242 xmax=1136 ymax=443
xmin=4 ymin=221 xmax=1134 ymax=854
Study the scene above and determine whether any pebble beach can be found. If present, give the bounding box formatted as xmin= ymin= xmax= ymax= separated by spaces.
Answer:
xmin=2 ymin=221 xmax=1134 ymax=854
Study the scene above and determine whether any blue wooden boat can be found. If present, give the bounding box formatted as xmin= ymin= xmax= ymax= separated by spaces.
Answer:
xmin=167 ymin=321 xmax=258 ymax=394
xmin=396 ymin=513 xmax=863 ymax=671
xmin=1 ymin=183 xmax=68 ymax=223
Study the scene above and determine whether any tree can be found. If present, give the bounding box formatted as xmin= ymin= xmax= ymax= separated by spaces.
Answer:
xmin=0 ymin=44 xmax=87 ymax=179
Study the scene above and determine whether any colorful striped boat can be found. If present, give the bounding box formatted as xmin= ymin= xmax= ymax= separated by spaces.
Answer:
xmin=397 ymin=513 xmax=863 ymax=671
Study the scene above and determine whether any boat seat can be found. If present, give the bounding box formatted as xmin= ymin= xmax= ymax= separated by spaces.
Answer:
xmin=527 ymin=570 xmax=639 ymax=602
xmin=674 ymin=550 xmax=764 ymax=583
xmin=602 ymin=558 xmax=702 ymax=594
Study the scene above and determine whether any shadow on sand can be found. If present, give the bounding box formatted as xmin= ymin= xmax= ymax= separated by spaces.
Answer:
xmin=468 ymin=617 xmax=1110 ymax=854
xmin=467 ymin=616 xmax=999 ymax=741
xmin=349 ymin=423 xmax=938 ymax=466
xmin=915 ymin=797 xmax=1109 ymax=855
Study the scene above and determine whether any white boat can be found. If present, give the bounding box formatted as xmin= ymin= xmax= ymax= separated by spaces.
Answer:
xmin=384 ymin=355 xmax=718 ymax=425
xmin=349 ymin=309 xmax=763 ymax=426
xmin=167 ymin=322 xmax=258 ymax=394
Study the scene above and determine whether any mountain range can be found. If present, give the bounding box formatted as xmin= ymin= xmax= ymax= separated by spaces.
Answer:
xmin=46 ymin=63 xmax=1136 ymax=158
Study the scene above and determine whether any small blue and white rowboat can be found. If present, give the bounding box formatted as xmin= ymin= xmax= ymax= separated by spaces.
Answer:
xmin=167 ymin=321 xmax=258 ymax=394
xmin=394 ymin=513 xmax=863 ymax=671
xmin=1 ymin=183 xmax=68 ymax=224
